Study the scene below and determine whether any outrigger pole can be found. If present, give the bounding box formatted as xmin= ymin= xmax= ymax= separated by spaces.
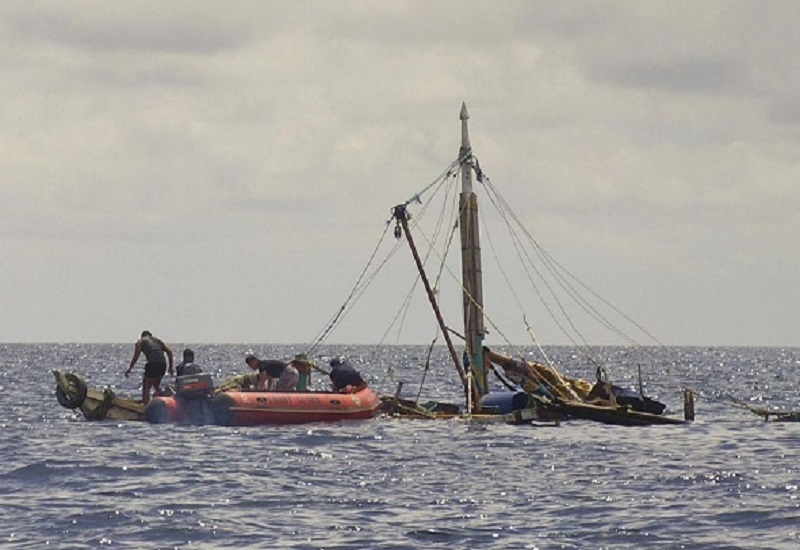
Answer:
xmin=458 ymin=103 xmax=488 ymax=400
xmin=392 ymin=203 xmax=471 ymax=406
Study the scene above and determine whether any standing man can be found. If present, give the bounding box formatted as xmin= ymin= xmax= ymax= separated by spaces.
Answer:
xmin=126 ymin=330 xmax=174 ymax=404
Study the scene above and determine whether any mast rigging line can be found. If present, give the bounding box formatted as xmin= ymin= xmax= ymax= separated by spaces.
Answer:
xmin=478 ymin=194 xmax=573 ymax=360
xmin=400 ymin=155 xmax=467 ymax=209
xmin=484 ymin=177 xmax=642 ymax=365
xmin=478 ymin=208 xmax=558 ymax=369
xmin=479 ymin=173 xmax=604 ymax=364
xmin=475 ymin=160 xmax=666 ymax=360
xmin=306 ymin=221 xmax=392 ymax=356
xmin=307 ymin=161 xmax=461 ymax=354
xmin=375 ymin=171 xmax=459 ymax=350
xmin=408 ymin=190 xmax=522 ymax=363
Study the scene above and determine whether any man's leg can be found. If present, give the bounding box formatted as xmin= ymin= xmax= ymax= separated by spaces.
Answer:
xmin=153 ymin=376 xmax=164 ymax=396
xmin=142 ymin=377 xmax=151 ymax=404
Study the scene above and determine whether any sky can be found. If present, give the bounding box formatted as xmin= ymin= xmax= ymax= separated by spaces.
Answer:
xmin=1 ymin=1 xmax=799 ymax=347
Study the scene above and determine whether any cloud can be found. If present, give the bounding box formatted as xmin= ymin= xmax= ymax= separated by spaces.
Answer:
xmin=0 ymin=2 xmax=799 ymax=345
xmin=2 ymin=3 xmax=254 ymax=54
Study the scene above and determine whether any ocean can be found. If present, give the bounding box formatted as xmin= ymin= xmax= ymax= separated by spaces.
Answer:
xmin=1 ymin=343 xmax=798 ymax=549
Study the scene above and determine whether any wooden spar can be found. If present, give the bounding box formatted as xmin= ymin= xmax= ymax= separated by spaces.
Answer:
xmin=458 ymin=103 xmax=488 ymax=397
xmin=392 ymin=203 xmax=470 ymax=404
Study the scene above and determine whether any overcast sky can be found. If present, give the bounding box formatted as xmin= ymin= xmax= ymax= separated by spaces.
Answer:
xmin=1 ymin=2 xmax=799 ymax=347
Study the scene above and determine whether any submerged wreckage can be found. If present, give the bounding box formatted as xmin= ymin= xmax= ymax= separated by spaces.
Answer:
xmin=378 ymin=104 xmax=694 ymax=426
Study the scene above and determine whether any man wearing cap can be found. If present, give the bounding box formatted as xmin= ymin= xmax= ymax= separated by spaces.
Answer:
xmin=125 ymin=330 xmax=174 ymax=404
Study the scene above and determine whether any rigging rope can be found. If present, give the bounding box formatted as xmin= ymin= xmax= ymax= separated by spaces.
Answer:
xmin=373 ymin=169 xmax=457 ymax=349
xmin=400 ymin=156 xmax=464 ymax=208
xmin=474 ymin=154 xmax=669 ymax=376
xmin=308 ymin=156 xmax=462 ymax=365
xmin=306 ymin=221 xmax=392 ymax=356
xmin=480 ymin=174 xmax=602 ymax=363
xmin=307 ymin=144 xmax=677 ymax=399
xmin=416 ymin=334 xmax=438 ymax=404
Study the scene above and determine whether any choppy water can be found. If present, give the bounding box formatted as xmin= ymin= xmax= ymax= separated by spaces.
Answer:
xmin=1 ymin=343 xmax=799 ymax=549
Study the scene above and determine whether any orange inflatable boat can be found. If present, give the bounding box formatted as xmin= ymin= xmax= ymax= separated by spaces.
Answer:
xmin=144 ymin=373 xmax=381 ymax=426
xmin=211 ymin=386 xmax=381 ymax=426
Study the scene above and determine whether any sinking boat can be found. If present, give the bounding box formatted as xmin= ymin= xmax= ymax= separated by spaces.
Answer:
xmin=484 ymin=350 xmax=687 ymax=426
xmin=323 ymin=104 xmax=693 ymax=426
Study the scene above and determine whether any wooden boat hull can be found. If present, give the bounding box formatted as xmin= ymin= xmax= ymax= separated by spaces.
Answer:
xmin=486 ymin=350 xmax=684 ymax=426
xmin=53 ymin=370 xmax=145 ymax=421
xmin=549 ymin=400 xmax=687 ymax=426
xmin=145 ymin=387 xmax=382 ymax=426
xmin=769 ymin=412 xmax=800 ymax=422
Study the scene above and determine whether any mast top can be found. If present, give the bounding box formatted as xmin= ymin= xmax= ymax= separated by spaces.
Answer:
xmin=460 ymin=102 xmax=471 ymax=153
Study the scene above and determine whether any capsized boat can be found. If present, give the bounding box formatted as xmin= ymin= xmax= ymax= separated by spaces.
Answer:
xmin=144 ymin=372 xmax=382 ymax=426
xmin=53 ymin=369 xmax=145 ymax=421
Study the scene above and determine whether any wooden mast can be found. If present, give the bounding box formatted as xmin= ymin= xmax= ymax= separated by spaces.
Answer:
xmin=458 ymin=103 xmax=487 ymax=401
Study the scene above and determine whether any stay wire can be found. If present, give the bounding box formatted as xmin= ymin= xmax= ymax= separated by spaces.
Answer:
xmin=311 ymin=165 xmax=456 ymax=356
xmin=477 ymin=158 xmax=666 ymax=369
xmin=306 ymin=220 xmax=392 ymax=356
xmin=479 ymin=201 xmax=556 ymax=369
xmin=480 ymin=173 xmax=601 ymax=365
xmin=366 ymin=169 xmax=458 ymax=374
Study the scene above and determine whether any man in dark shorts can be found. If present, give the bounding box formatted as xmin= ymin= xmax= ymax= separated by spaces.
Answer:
xmin=125 ymin=330 xmax=174 ymax=404
xmin=329 ymin=357 xmax=366 ymax=393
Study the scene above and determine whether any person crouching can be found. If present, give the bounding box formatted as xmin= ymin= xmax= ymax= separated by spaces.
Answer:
xmin=245 ymin=355 xmax=299 ymax=391
xmin=329 ymin=357 xmax=367 ymax=393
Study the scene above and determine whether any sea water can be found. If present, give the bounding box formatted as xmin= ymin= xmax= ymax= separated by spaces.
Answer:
xmin=1 ymin=343 xmax=798 ymax=549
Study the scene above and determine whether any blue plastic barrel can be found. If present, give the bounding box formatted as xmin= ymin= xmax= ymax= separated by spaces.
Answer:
xmin=478 ymin=391 xmax=532 ymax=414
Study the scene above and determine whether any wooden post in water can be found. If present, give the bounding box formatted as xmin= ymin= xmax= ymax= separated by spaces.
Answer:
xmin=683 ymin=389 xmax=695 ymax=421
xmin=458 ymin=103 xmax=488 ymax=403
